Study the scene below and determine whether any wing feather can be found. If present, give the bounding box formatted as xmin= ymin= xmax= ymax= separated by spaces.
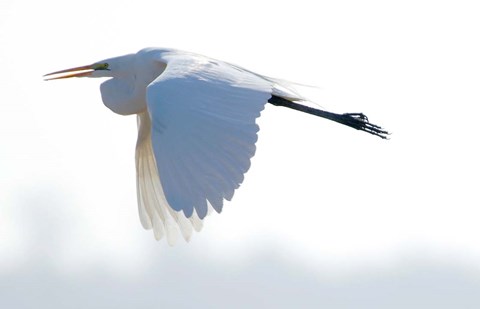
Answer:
xmin=136 ymin=112 xmax=200 ymax=243
xmin=146 ymin=54 xmax=272 ymax=221
xmin=135 ymin=52 xmax=273 ymax=241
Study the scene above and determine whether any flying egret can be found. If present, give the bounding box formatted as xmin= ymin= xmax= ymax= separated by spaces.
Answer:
xmin=44 ymin=47 xmax=388 ymax=245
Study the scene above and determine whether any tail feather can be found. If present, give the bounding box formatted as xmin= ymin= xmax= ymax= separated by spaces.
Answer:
xmin=268 ymin=95 xmax=389 ymax=139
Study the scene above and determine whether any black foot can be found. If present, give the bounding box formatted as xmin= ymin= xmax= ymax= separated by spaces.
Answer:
xmin=344 ymin=113 xmax=368 ymax=122
xmin=340 ymin=113 xmax=390 ymax=139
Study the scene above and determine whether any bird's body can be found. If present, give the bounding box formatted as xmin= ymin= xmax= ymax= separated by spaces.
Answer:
xmin=44 ymin=47 xmax=388 ymax=244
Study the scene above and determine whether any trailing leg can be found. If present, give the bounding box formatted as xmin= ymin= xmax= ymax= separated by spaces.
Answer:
xmin=267 ymin=95 xmax=389 ymax=139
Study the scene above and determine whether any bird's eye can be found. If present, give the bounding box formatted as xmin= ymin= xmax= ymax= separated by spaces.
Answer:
xmin=93 ymin=63 xmax=109 ymax=70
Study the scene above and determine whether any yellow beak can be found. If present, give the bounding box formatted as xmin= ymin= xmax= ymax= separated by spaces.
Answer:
xmin=43 ymin=64 xmax=95 ymax=81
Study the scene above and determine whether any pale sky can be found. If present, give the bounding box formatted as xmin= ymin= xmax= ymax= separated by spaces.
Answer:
xmin=1 ymin=0 xmax=480 ymax=307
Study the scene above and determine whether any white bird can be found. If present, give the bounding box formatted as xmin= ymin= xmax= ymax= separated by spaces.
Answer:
xmin=44 ymin=47 xmax=388 ymax=244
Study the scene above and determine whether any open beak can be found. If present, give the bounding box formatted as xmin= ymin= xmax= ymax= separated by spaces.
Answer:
xmin=43 ymin=64 xmax=94 ymax=81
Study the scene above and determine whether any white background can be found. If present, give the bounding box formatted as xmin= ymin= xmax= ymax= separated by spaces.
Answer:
xmin=1 ymin=0 xmax=480 ymax=307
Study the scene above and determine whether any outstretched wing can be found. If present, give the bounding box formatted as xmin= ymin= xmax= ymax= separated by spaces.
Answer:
xmin=145 ymin=53 xmax=272 ymax=227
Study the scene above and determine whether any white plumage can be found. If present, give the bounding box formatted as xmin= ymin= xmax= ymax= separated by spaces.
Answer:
xmin=140 ymin=49 xmax=291 ymax=243
xmin=44 ymin=47 xmax=387 ymax=244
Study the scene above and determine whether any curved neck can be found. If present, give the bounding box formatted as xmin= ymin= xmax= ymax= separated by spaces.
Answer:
xmin=100 ymin=76 xmax=147 ymax=115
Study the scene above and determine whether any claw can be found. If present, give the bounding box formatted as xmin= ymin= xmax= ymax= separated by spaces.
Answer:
xmin=344 ymin=113 xmax=369 ymax=122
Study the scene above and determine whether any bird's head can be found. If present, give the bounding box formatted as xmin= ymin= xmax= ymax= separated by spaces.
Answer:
xmin=44 ymin=54 xmax=135 ymax=80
